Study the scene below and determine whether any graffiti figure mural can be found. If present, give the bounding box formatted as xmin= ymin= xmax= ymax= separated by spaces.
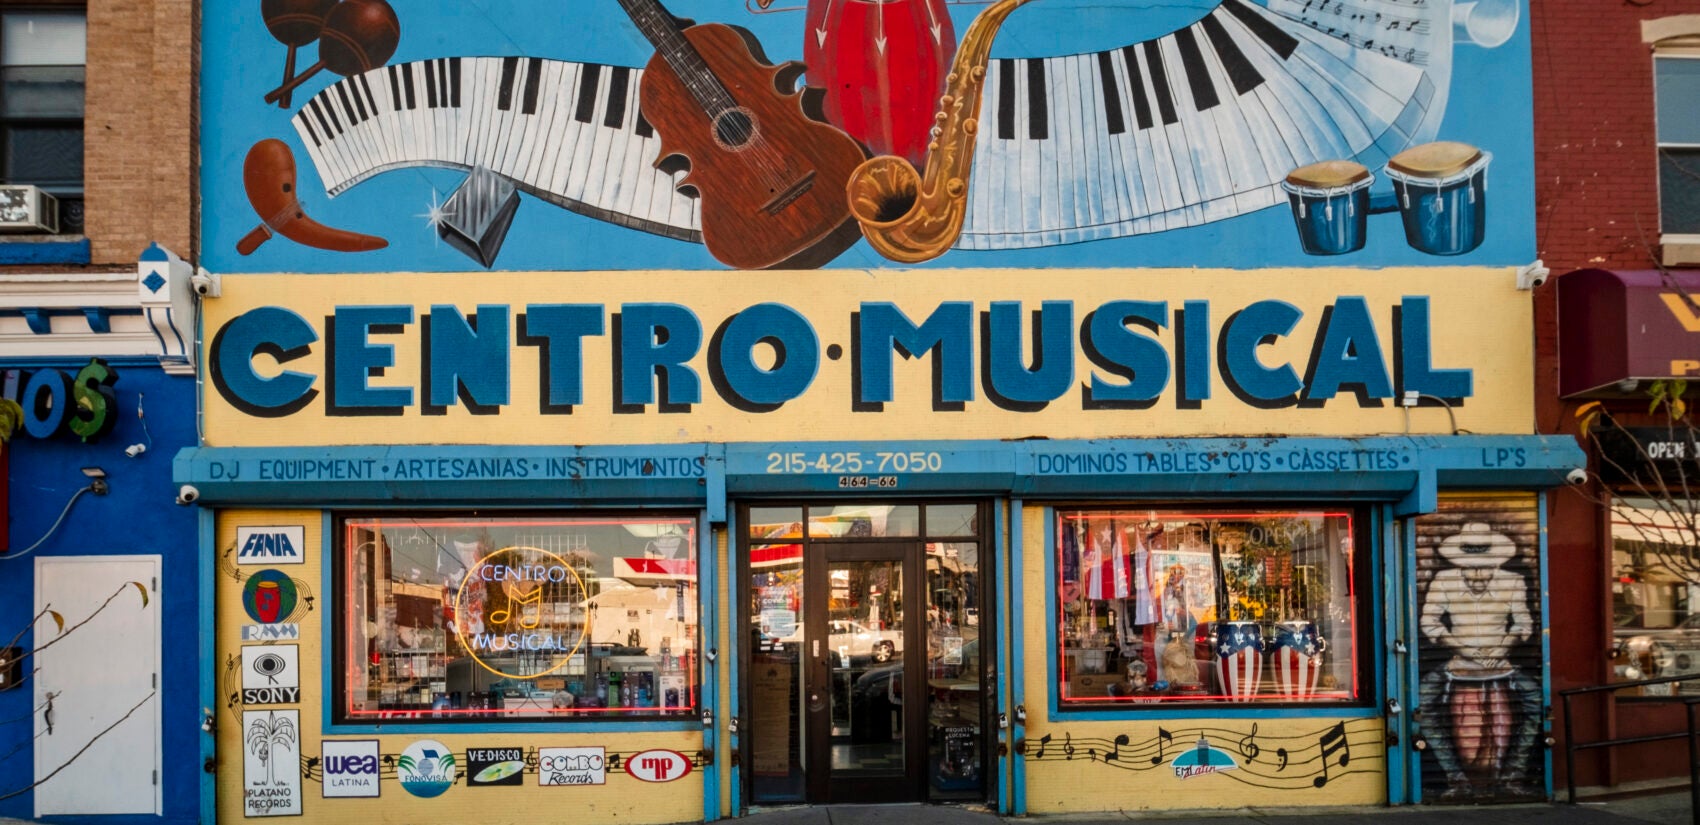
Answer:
xmin=1416 ymin=521 xmax=1542 ymax=802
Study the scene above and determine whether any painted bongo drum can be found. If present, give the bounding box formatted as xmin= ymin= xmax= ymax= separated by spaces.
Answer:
xmin=1280 ymin=160 xmax=1374 ymax=255
xmin=1384 ymin=141 xmax=1492 ymax=256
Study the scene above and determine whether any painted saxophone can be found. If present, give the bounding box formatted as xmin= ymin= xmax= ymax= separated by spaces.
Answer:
xmin=845 ymin=0 xmax=1036 ymax=263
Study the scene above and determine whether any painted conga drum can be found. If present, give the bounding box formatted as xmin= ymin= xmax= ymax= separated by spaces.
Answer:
xmin=1214 ymin=621 xmax=1264 ymax=702
xmin=1384 ymin=141 xmax=1492 ymax=256
xmin=254 ymin=580 xmax=283 ymax=623
xmin=1280 ymin=160 xmax=1373 ymax=255
xmin=805 ymin=0 xmax=955 ymax=168
xmin=1269 ymin=620 xmax=1328 ymax=699
xmin=1446 ymin=667 xmax=1514 ymax=772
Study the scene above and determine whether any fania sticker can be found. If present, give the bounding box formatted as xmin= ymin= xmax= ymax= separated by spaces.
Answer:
xmin=397 ymin=740 xmax=458 ymax=798
xmin=236 ymin=526 xmax=306 ymax=564
xmin=321 ymin=740 xmax=380 ymax=798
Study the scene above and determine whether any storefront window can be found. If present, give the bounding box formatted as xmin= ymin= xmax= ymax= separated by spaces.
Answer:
xmin=1056 ymin=508 xmax=1360 ymax=705
xmin=1611 ymin=497 xmax=1700 ymax=694
xmin=338 ymin=514 xmax=698 ymax=722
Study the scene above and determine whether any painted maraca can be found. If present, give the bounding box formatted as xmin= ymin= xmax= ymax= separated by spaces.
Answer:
xmin=262 ymin=0 xmax=337 ymax=108
xmin=262 ymin=0 xmax=399 ymax=105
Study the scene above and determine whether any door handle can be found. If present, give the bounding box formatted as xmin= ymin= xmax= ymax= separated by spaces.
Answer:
xmin=813 ymin=640 xmax=820 ymax=658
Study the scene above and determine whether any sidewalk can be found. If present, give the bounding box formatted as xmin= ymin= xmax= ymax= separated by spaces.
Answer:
xmin=737 ymin=792 xmax=1694 ymax=825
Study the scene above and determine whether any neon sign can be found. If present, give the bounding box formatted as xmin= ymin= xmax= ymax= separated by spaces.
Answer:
xmin=452 ymin=545 xmax=589 ymax=680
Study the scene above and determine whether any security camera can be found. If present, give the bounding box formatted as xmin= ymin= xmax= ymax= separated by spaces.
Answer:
xmin=1516 ymin=260 xmax=1550 ymax=291
xmin=1566 ymin=468 xmax=1589 ymax=486
xmin=190 ymin=269 xmax=220 ymax=298
xmin=176 ymin=484 xmax=200 ymax=505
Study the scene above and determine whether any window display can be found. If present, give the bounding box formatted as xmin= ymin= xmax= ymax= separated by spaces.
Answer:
xmin=1056 ymin=508 xmax=1360 ymax=705
xmin=338 ymin=514 xmax=698 ymax=722
xmin=1611 ymin=496 xmax=1700 ymax=694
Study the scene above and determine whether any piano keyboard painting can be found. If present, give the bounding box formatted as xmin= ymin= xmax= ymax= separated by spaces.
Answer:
xmin=956 ymin=0 xmax=1441 ymax=250
xmin=211 ymin=0 xmax=1525 ymax=270
xmin=292 ymin=56 xmax=703 ymax=245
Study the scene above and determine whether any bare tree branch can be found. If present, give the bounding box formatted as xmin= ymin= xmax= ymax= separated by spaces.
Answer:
xmin=0 ymin=689 xmax=156 ymax=802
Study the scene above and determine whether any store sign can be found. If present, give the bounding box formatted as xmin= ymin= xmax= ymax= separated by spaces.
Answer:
xmin=538 ymin=747 xmax=606 ymax=786
xmin=321 ymin=740 xmax=380 ymax=798
xmin=236 ymin=526 xmax=306 ymax=565
xmin=626 ymin=749 xmax=692 ymax=783
xmin=1597 ymin=427 xmax=1700 ymax=486
xmin=466 ymin=747 xmax=526 ymax=787
xmin=242 ymin=709 xmax=302 ymax=816
xmin=453 ymin=547 xmax=589 ymax=680
xmin=1171 ymin=737 xmax=1240 ymax=780
xmin=1 ymin=360 xmax=121 ymax=443
xmin=241 ymin=645 xmax=300 ymax=705
xmin=208 ymin=297 xmax=1471 ymax=417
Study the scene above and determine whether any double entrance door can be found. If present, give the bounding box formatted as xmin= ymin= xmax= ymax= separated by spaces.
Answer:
xmin=743 ymin=504 xmax=988 ymax=805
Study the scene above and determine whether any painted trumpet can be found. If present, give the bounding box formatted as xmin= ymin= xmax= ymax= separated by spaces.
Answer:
xmin=845 ymin=0 xmax=1035 ymax=263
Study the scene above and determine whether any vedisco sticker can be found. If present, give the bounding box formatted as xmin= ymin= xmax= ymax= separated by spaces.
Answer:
xmin=397 ymin=740 xmax=458 ymax=798
xmin=626 ymin=749 xmax=692 ymax=783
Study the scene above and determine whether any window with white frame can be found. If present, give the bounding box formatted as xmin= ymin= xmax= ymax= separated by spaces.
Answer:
xmin=1656 ymin=54 xmax=1700 ymax=239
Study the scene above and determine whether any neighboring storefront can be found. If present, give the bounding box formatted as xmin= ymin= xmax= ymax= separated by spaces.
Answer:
xmin=0 ymin=247 xmax=201 ymax=824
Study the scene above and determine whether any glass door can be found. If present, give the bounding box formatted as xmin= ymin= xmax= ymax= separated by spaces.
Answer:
xmin=806 ymin=545 xmax=924 ymax=802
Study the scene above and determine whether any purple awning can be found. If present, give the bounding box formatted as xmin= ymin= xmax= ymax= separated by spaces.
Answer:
xmin=1557 ymin=268 xmax=1700 ymax=398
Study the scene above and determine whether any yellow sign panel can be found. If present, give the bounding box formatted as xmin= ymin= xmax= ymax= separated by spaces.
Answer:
xmin=202 ymin=268 xmax=1533 ymax=445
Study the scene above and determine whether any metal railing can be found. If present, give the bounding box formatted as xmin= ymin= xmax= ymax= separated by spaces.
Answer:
xmin=1559 ymin=673 xmax=1700 ymax=825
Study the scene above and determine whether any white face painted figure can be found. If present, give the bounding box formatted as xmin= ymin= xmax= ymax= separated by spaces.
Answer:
xmin=1421 ymin=522 xmax=1531 ymax=673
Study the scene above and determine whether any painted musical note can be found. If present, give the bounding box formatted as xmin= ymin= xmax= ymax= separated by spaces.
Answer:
xmin=1238 ymin=723 xmax=1261 ymax=761
xmin=1312 ymin=721 xmax=1351 ymax=788
xmin=1276 ymin=746 xmax=1290 ymax=771
xmin=1063 ymin=732 xmax=1075 ymax=760
xmin=1106 ymin=733 xmax=1129 ymax=762
xmin=1034 ymin=733 xmax=1051 ymax=758
xmin=1150 ymin=727 xmax=1173 ymax=765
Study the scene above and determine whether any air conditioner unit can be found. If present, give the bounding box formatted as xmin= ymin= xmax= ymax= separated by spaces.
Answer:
xmin=0 ymin=185 xmax=59 ymax=233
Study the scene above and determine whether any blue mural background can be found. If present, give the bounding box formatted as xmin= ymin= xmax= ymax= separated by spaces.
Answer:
xmin=200 ymin=0 xmax=1535 ymax=272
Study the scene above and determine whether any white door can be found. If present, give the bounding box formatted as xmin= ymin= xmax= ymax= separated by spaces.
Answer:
xmin=33 ymin=556 xmax=161 ymax=816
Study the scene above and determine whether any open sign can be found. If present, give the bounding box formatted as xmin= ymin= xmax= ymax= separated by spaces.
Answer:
xmin=626 ymin=749 xmax=692 ymax=783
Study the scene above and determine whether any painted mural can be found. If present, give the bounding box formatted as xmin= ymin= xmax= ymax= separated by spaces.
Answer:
xmin=1412 ymin=494 xmax=1543 ymax=804
xmin=204 ymin=0 xmax=1533 ymax=272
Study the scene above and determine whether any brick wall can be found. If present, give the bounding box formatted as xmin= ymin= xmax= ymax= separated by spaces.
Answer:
xmin=1533 ymin=0 xmax=1700 ymax=790
xmin=81 ymin=0 xmax=194 ymax=265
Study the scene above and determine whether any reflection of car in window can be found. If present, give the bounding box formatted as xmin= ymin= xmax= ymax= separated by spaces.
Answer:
xmin=774 ymin=620 xmax=903 ymax=662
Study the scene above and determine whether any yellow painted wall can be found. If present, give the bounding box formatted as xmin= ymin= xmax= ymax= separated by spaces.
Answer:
xmin=201 ymin=267 xmax=1533 ymax=446
xmin=1017 ymin=505 xmax=1386 ymax=812
xmin=216 ymin=510 xmax=705 ymax=824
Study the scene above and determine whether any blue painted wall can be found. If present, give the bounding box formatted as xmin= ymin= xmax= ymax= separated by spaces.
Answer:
xmin=200 ymin=0 xmax=1535 ymax=272
xmin=1 ymin=363 xmax=198 ymax=825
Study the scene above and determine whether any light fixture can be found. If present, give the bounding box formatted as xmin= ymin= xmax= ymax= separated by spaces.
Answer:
xmin=1617 ymin=378 xmax=1640 ymax=394
xmin=80 ymin=467 xmax=108 ymax=496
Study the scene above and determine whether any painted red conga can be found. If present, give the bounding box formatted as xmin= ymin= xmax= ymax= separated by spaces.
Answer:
xmin=1448 ymin=668 xmax=1513 ymax=772
xmin=804 ymin=0 xmax=955 ymax=168
xmin=254 ymin=580 xmax=284 ymax=624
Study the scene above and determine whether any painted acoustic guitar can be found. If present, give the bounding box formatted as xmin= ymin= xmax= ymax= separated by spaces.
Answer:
xmin=615 ymin=0 xmax=868 ymax=269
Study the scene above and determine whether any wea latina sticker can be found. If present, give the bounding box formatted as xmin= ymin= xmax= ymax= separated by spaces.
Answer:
xmin=397 ymin=740 xmax=457 ymax=798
